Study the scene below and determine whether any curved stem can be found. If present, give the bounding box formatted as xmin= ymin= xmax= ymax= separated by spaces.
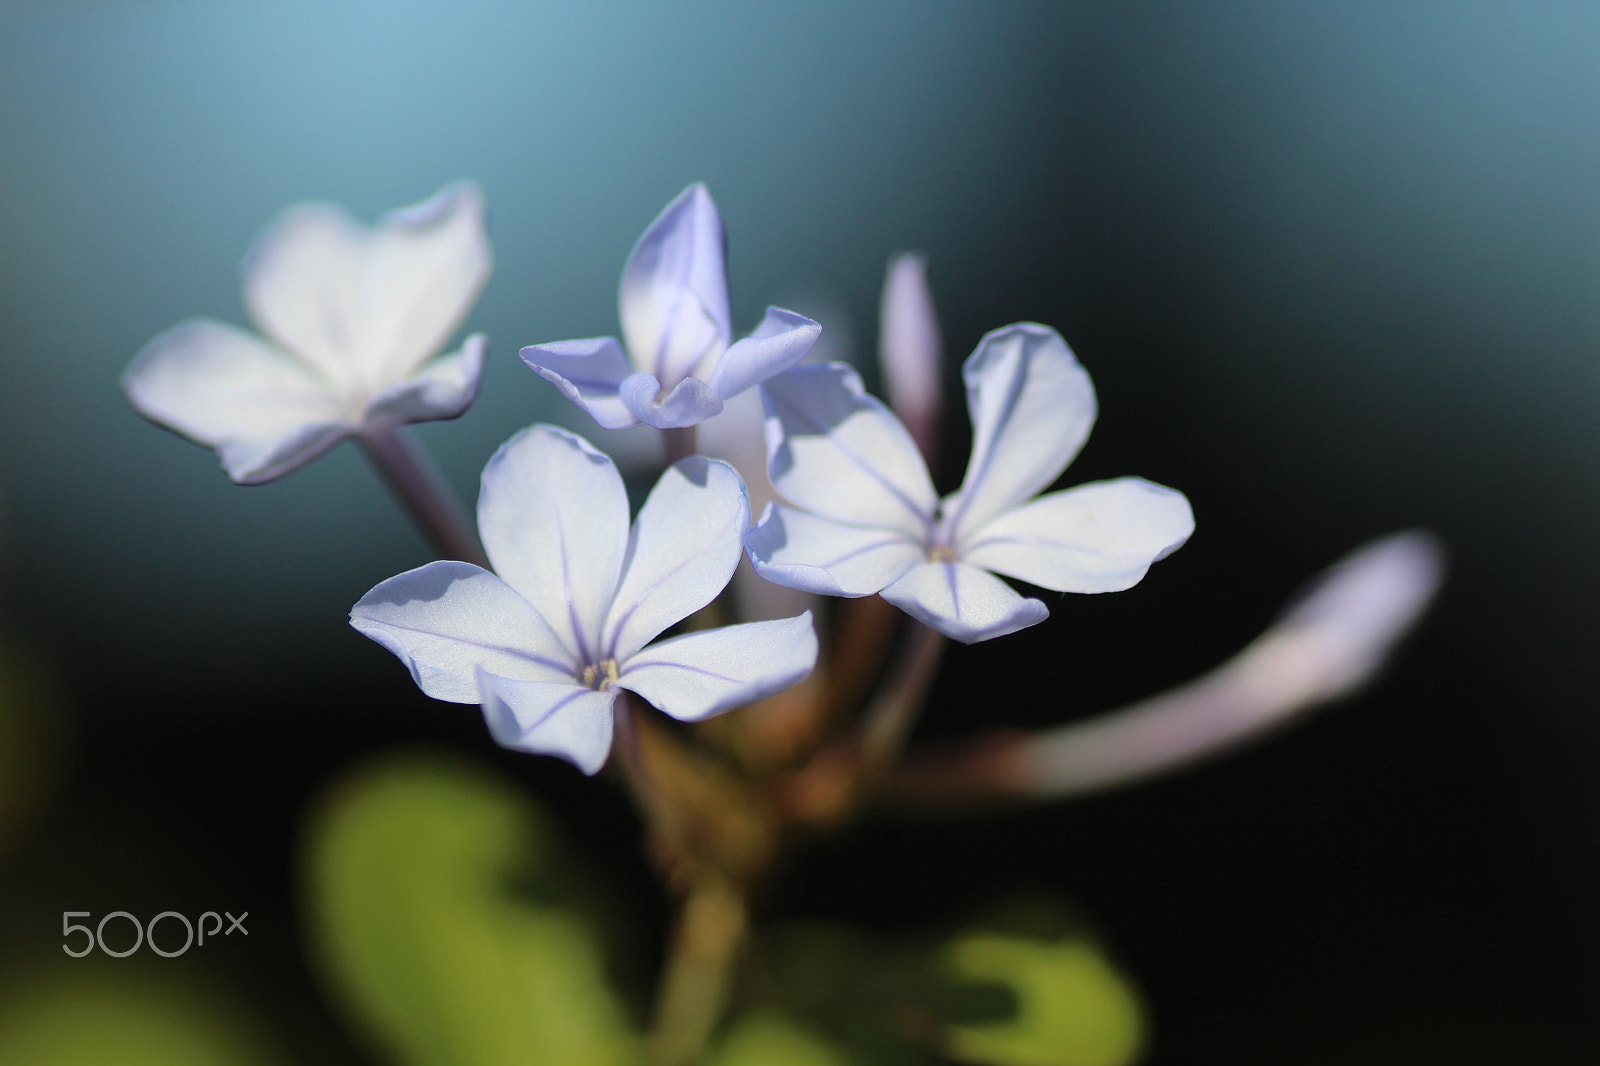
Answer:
xmin=882 ymin=530 xmax=1446 ymax=810
xmin=611 ymin=695 xmax=657 ymax=811
xmin=775 ymin=621 xmax=946 ymax=829
xmin=662 ymin=426 xmax=698 ymax=466
xmin=648 ymin=876 xmax=749 ymax=1066
xmin=356 ymin=424 xmax=488 ymax=567
xmin=857 ymin=622 xmax=946 ymax=775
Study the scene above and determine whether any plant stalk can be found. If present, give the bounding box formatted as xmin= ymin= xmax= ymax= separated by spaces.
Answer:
xmin=357 ymin=424 xmax=488 ymax=567
xmin=648 ymin=876 xmax=749 ymax=1066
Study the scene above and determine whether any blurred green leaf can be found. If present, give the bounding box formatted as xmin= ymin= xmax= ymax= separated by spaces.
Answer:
xmin=752 ymin=898 xmax=1144 ymax=1066
xmin=708 ymin=1012 xmax=858 ymax=1066
xmin=0 ymin=966 xmax=284 ymax=1065
xmin=939 ymin=928 xmax=1143 ymax=1066
xmin=302 ymin=749 xmax=638 ymax=1066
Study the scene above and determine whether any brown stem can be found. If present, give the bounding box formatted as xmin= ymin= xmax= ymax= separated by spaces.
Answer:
xmin=647 ymin=876 xmax=749 ymax=1066
xmin=876 ymin=731 xmax=1032 ymax=812
xmin=356 ymin=424 xmax=488 ymax=567
xmin=775 ymin=621 xmax=946 ymax=829
xmin=662 ymin=426 xmax=698 ymax=466
xmin=824 ymin=595 xmax=905 ymax=719
xmin=611 ymin=697 xmax=659 ymax=817
xmin=857 ymin=622 xmax=946 ymax=774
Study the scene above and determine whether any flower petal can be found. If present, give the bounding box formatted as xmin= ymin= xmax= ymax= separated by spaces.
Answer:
xmin=243 ymin=182 xmax=492 ymax=394
xmin=350 ymin=561 xmax=576 ymax=702
xmin=945 ymin=323 xmax=1097 ymax=544
xmin=122 ymin=318 xmax=350 ymax=483
xmin=241 ymin=201 xmax=370 ymax=392
xmin=476 ymin=667 xmax=617 ymax=775
xmin=619 ymin=183 xmax=731 ymax=387
xmin=961 ymin=477 xmax=1195 ymax=593
xmin=761 ymin=363 xmax=938 ymax=540
xmin=364 ymin=333 xmax=486 ymax=425
xmin=360 ymin=182 xmax=493 ymax=385
xmin=519 ymin=336 xmax=638 ymax=429
xmin=618 ymin=613 xmax=818 ymax=722
xmin=700 ymin=391 xmax=822 ymax=622
xmin=880 ymin=560 xmax=1049 ymax=643
xmin=746 ymin=503 xmax=923 ymax=596
xmin=603 ymin=457 xmax=750 ymax=662
xmin=619 ymin=371 xmax=724 ymax=429
xmin=697 ymin=384 xmax=774 ymax=511
xmin=216 ymin=424 xmax=353 ymax=486
xmin=706 ymin=307 xmax=822 ymax=402
xmin=476 ymin=426 xmax=629 ymax=663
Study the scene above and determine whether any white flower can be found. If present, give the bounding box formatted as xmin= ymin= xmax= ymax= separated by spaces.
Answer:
xmin=746 ymin=323 xmax=1194 ymax=643
xmin=521 ymin=183 xmax=821 ymax=430
xmin=122 ymin=182 xmax=492 ymax=484
xmin=350 ymin=424 xmax=818 ymax=774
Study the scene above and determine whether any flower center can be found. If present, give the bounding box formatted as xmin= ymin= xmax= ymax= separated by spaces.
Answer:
xmin=580 ymin=659 xmax=621 ymax=691
xmin=927 ymin=543 xmax=958 ymax=563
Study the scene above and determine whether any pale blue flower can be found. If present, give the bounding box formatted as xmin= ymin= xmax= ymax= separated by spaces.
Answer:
xmin=351 ymin=424 xmax=818 ymax=774
xmin=521 ymin=184 xmax=821 ymax=430
xmin=123 ymin=183 xmax=493 ymax=484
xmin=746 ymin=323 xmax=1194 ymax=643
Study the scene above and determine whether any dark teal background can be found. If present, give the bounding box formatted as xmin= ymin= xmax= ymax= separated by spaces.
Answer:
xmin=2 ymin=2 xmax=1599 ymax=1062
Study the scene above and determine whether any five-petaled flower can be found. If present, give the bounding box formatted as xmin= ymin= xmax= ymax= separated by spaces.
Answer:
xmin=350 ymin=424 xmax=818 ymax=774
xmin=520 ymin=183 xmax=821 ymax=430
xmin=122 ymin=182 xmax=492 ymax=484
xmin=746 ymin=323 xmax=1195 ymax=643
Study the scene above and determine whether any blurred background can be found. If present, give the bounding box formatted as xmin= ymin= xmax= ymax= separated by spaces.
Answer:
xmin=1 ymin=1 xmax=1598 ymax=1062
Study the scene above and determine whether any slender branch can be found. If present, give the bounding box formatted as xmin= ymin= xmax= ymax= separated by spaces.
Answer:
xmin=824 ymin=595 xmax=905 ymax=720
xmin=857 ymin=622 xmax=946 ymax=774
xmin=662 ymin=426 xmax=698 ymax=466
xmin=611 ymin=695 xmax=659 ymax=815
xmin=356 ymin=424 xmax=488 ymax=567
xmin=775 ymin=620 xmax=946 ymax=829
xmin=882 ymin=530 xmax=1446 ymax=810
xmin=647 ymin=876 xmax=749 ymax=1066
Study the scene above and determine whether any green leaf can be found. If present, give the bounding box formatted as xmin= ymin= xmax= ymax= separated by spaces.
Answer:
xmin=301 ymin=749 xmax=638 ymax=1066
xmin=939 ymin=928 xmax=1144 ymax=1066
xmin=709 ymin=1012 xmax=858 ymax=1066
xmin=0 ymin=966 xmax=284 ymax=1066
xmin=751 ymin=898 xmax=1144 ymax=1066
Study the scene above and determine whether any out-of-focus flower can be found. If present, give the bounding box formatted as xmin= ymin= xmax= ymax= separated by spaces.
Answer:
xmin=878 ymin=252 xmax=943 ymax=462
xmin=351 ymin=425 xmax=818 ymax=774
xmin=885 ymin=531 xmax=1446 ymax=807
xmin=1011 ymin=530 xmax=1446 ymax=795
xmin=123 ymin=182 xmax=492 ymax=484
xmin=521 ymin=184 xmax=821 ymax=430
xmin=747 ymin=323 xmax=1193 ymax=643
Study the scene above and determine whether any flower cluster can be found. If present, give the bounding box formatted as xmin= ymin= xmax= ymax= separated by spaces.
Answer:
xmin=123 ymin=180 xmax=1194 ymax=774
xmin=120 ymin=176 xmax=1454 ymax=1066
